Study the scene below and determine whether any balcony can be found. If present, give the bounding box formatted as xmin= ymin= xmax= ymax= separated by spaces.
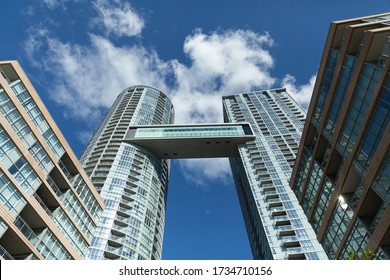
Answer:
xmin=275 ymin=224 xmax=294 ymax=231
xmin=46 ymin=176 xmax=64 ymax=199
xmin=24 ymin=253 xmax=37 ymax=260
xmin=265 ymin=193 xmax=279 ymax=199
xmin=122 ymin=193 xmax=134 ymax=203
xmin=105 ymin=245 xmax=122 ymax=258
xmin=286 ymin=253 xmax=306 ymax=260
xmin=123 ymin=186 xmax=136 ymax=196
xmin=261 ymin=183 xmax=274 ymax=188
xmin=267 ymin=202 xmax=283 ymax=209
xmin=271 ymin=210 xmax=287 ymax=217
xmin=114 ymin=215 xmax=129 ymax=226
xmin=108 ymin=234 xmax=125 ymax=245
xmin=0 ymin=245 xmax=14 ymax=260
xmin=273 ymin=219 xmax=291 ymax=227
xmin=58 ymin=160 xmax=73 ymax=180
xmin=262 ymin=187 xmax=276 ymax=194
xmin=112 ymin=224 xmax=127 ymax=236
xmin=282 ymin=241 xmax=300 ymax=248
xmin=117 ymin=206 xmax=132 ymax=216
xmin=277 ymin=229 xmax=295 ymax=237
xmin=266 ymin=198 xmax=281 ymax=203
xmin=33 ymin=194 xmax=52 ymax=216
xmin=14 ymin=216 xmax=39 ymax=245
xmin=104 ymin=256 xmax=121 ymax=260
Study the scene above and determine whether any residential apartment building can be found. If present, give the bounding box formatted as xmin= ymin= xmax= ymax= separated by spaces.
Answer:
xmin=81 ymin=85 xmax=174 ymax=260
xmin=223 ymin=89 xmax=328 ymax=260
xmin=82 ymin=81 xmax=327 ymax=260
xmin=290 ymin=13 xmax=390 ymax=260
xmin=0 ymin=61 xmax=104 ymax=260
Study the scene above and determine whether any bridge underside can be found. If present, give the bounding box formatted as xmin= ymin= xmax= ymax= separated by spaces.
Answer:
xmin=124 ymin=123 xmax=255 ymax=159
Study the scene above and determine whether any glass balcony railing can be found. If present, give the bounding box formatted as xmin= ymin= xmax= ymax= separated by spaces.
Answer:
xmin=0 ymin=245 xmax=14 ymax=260
xmin=14 ymin=216 xmax=38 ymax=245
xmin=282 ymin=246 xmax=304 ymax=254
xmin=33 ymin=194 xmax=52 ymax=216
xmin=112 ymin=224 xmax=127 ymax=234
xmin=108 ymin=234 xmax=125 ymax=244
xmin=105 ymin=245 xmax=122 ymax=256
xmin=24 ymin=253 xmax=38 ymax=260
xmin=274 ymin=225 xmax=294 ymax=231
xmin=46 ymin=176 xmax=64 ymax=198
xmin=117 ymin=206 xmax=132 ymax=216
xmin=115 ymin=215 xmax=129 ymax=224
xmin=58 ymin=160 xmax=73 ymax=180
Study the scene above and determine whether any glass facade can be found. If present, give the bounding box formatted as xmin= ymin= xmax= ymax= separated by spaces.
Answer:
xmin=134 ymin=125 xmax=248 ymax=138
xmin=322 ymin=198 xmax=353 ymax=259
xmin=82 ymin=85 xmax=174 ymax=260
xmin=312 ymin=48 xmax=339 ymax=126
xmin=323 ymin=55 xmax=356 ymax=140
xmin=223 ymin=89 xmax=327 ymax=260
xmin=10 ymin=81 xmax=65 ymax=159
xmin=336 ymin=63 xmax=383 ymax=159
xmin=290 ymin=16 xmax=390 ymax=260
xmin=371 ymin=150 xmax=390 ymax=204
xmin=354 ymin=73 xmax=390 ymax=175
xmin=311 ymin=177 xmax=335 ymax=233
xmin=0 ymin=126 xmax=41 ymax=196
xmin=0 ymin=170 xmax=27 ymax=218
xmin=0 ymin=62 xmax=103 ymax=260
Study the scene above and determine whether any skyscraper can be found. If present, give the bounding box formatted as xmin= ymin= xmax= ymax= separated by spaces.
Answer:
xmin=223 ymin=89 xmax=328 ymax=259
xmin=81 ymin=85 xmax=174 ymax=260
xmin=83 ymin=81 xmax=324 ymax=260
xmin=290 ymin=13 xmax=390 ymax=259
xmin=0 ymin=61 xmax=104 ymax=260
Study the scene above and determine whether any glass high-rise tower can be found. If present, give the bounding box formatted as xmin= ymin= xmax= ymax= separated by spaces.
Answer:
xmin=0 ymin=61 xmax=104 ymax=260
xmin=290 ymin=12 xmax=390 ymax=260
xmin=82 ymin=84 xmax=328 ymax=260
xmin=223 ymin=89 xmax=328 ymax=260
xmin=81 ymin=85 xmax=174 ymax=260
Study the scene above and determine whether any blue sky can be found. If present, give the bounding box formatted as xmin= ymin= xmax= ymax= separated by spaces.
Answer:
xmin=1 ymin=0 xmax=389 ymax=260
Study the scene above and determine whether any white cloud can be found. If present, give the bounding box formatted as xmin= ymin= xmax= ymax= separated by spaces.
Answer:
xmin=167 ymin=29 xmax=277 ymax=185
xmin=39 ymin=34 xmax=169 ymax=120
xmin=93 ymin=0 xmax=144 ymax=37
xmin=42 ymin=0 xmax=80 ymax=9
xmin=24 ymin=28 xmax=50 ymax=67
xmin=171 ymin=29 xmax=275 ymax=124
xmin=42 ymin=0 xmax=62 ymax=9
xmin=77 ymin=130 xmax=94 ymax=145
xmin=24 ymin=12 xmax=315 ymax=185
xmin=178 ymin=158 xmax=232 ymax=187
xmin=281 ymin=74 xmax=316 ymax=109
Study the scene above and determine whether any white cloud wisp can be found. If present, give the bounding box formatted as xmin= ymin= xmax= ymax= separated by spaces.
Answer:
xmin=281 ymin=74 xmax=316 ymax=109
xmin=93 ymin=0 xmax=144 ymax=38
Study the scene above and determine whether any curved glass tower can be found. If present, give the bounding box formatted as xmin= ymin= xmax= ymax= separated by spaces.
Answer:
xmin=82 ymin=85 xmax=174 ymax=260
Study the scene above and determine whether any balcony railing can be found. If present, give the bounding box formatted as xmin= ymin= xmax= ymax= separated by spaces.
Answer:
xmin=105 ymin=245 xmax=122 ymax=255
xmin=0 ymin=245 xmax=14 ymax=260
xmin=112 ymin=224 xmax=127 ymax=235
xmin=117 ymin=206 xmax=132 ymax=216
xmin=115 ymin=215 xmax=129 ymax=224
xmin=33 ymin=194 xmax=52 ymax=216
xmin=14 ymin=216 xmax=38 ymax=245
xmin=108 ymin=234 xmax=125 ymax=244
xmin=46 ymin=176 xmax=64 ymax=199
xmin=58 ymin=160 xmax=73 ymax=180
